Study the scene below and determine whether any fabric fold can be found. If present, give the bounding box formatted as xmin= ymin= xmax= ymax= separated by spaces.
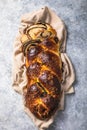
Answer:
xmin=61 ymin=53 xmax=75 ymax=93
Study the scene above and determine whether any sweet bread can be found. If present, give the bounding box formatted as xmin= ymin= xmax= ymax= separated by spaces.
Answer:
xmin=21 ymin=22 xmax=62 ymax=120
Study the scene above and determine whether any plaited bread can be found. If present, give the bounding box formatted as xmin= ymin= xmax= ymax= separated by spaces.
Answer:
xmin=21 ymin=23 xmax=62 ymax=120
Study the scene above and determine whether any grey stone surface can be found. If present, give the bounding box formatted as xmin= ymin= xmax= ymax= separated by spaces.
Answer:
xmin=0 ymin=0 xmax=87 ymax=130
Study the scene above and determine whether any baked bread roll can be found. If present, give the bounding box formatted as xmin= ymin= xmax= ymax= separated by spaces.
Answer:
xmin=21 ymin=23 xmax=62 ymax=120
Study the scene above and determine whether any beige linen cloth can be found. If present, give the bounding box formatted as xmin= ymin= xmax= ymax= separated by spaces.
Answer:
xmin=12 ymin=7 xmax=75 ymax=130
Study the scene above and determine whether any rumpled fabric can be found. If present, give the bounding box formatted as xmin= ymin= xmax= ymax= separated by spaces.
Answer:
xmin=12 ymin=6 xmax=75 ymax=130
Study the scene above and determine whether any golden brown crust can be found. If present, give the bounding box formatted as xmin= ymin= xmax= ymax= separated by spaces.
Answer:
xmin=21 ymin=23 xmax=62 ymax=120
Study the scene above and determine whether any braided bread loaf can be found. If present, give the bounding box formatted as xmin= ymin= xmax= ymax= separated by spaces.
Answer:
xmin=21 ymin=23 xmax=62 ymax=120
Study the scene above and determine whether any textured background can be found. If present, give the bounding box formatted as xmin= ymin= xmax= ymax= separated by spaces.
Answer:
xmin=0 ymin=0 xmax=87 ymax=130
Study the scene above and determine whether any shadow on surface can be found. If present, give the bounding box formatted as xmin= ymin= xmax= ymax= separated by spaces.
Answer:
xmin=46 ymin=110 xmax=66 ymax=130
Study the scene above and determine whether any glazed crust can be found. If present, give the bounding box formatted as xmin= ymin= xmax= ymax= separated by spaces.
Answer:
xmin=21 ymin=23 xmax=62 ymax=120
